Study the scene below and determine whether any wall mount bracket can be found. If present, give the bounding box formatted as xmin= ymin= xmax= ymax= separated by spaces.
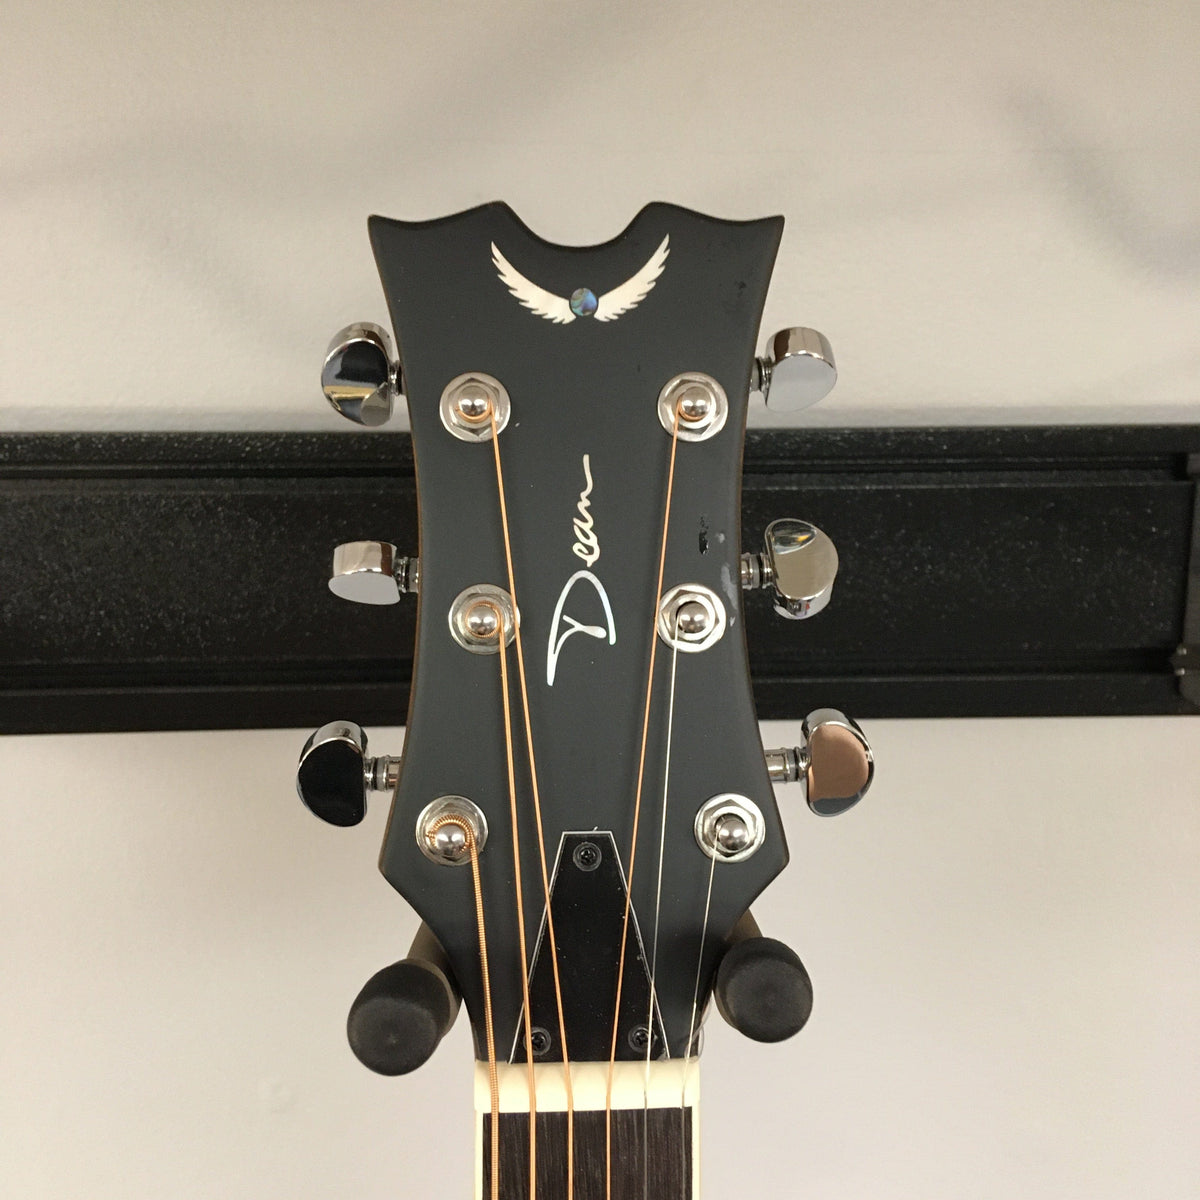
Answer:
xmin=1 ymin=425 xmax=1197 ymax=734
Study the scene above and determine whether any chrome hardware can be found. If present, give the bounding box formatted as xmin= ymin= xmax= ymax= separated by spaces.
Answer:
xmin=752 ymin=327 xmax=836 ymax=412
xmin=416 ymin=795 xmax=488 ymax=866
xmin=695 ymin=794 xmax=765 ymax=862
xmin=322 ymin=323 xmax=400 ymax=426
xmin=328 ymin=541 xmax=418 ymax=605
xmin=439 ymin=372 xmax=511 ymax=441
xmin=657 ymin=583 xmax=727 ymax=652
xmin=448 ymin=584 xmax=518 ymax=654
xmin=296 ymin=721 xmax=401 ymax=827
xmin=657 ymin=372 xmax=728 ymax=441
xmin=742 ymin=519 xmax=838 ymax=620
xmin=765 ymin=708 xmax=873 ymax=816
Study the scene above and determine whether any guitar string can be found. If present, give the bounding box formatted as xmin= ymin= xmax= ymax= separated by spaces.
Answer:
xmin=680 ymin=847 xmax=718 ymax=1200
xmin=642 ymin=611 xmax=683 ymax=1200
xmin=488 ymin=403 xmax=576 ymax=1200
xmin=429 ymin=814 xmax=500 ymax=1200
xmin=606 ymin=399 xmax=683 ymax=1200
xmin=490 ymin=601 xmax=539 ymax=1200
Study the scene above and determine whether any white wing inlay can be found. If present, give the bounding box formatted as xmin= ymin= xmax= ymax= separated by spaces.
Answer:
xmin=594 ymin=235 xmax=670 ymax=322
xmin=490 ymin=235 xmax=671 ymax=325
xmin=491 ymin=242 xmax=575 ymax=324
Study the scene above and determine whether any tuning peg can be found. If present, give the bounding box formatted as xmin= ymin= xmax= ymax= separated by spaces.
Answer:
xmin=328 ymin=541 xmax=418 ymax=606
xmin=295 ymin=721 xmax=400 ymax=827
xmin=321 ymin=322 xmax=400 ymax=426
xmin=742 ymin=518 xmax=838 ymax=619
xmin=347 ymin=923 xmax=461 ymax=1075
xmin=765 ymin=708 xmax=873 ymax=816
xmin=751 ymin=327 xmax=836 ymax=412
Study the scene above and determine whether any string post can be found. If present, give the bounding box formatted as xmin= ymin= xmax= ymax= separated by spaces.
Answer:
xmin=440 ymin=371 xmax=511 ymax=441
xmin=416 ymin=797 xmax=489 ymax=866
xmin=464 ymin=600 xmax=501 ymax=640
xmin=656 ymin=371 xmax=727 ymax=441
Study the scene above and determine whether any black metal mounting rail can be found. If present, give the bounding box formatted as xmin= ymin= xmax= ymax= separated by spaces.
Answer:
xmin=1 ymin=426 xmax=1197 ymax=734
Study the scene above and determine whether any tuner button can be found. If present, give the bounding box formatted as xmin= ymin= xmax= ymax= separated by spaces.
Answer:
xmin=802 ymin=708 xmax=873 ymax=817
xmin=296 ymin=721 xmax=401 ymax=827
xmin=321 ymin=322 xmax=399 ymax=426
xmin=755 ymin=327 xmax=837 ymax=412
xmin=329 ymin=541 xmax=416 ymax=605
xmin=297 ymin=721 xmax=369 ymax=826
xmin=762 ymin=519 xmax=838 ymax=620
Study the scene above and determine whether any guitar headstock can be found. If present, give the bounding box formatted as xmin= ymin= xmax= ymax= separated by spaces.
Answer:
xmin=297 ymin=202 xmax=872 ymax=1194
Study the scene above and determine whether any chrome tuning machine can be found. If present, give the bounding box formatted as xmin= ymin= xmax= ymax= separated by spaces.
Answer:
xmin=328 ymin=541 xmax=418 ymax=606
xmin=751 ymin=327 xmax=837 ymax=412
xmin=296 ymin=721 xmax=401 ymax=827
xmin=765 ymin=709 xmax=873 ymax=817
xmin=321 ymin=322 xmax=401 ymax=426
xmin=742 ymin=519 xmax=838 ymax=620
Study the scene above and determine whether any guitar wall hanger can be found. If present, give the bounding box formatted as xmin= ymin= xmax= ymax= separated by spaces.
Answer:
xmin=4 ymin=426 xmax=1194 ymax=735
xmin=300 ymin=201 xmax=876 ymax=1198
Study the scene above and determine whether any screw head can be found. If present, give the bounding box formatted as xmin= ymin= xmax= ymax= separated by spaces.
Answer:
xmin=572 ymin=841 xmax=602 ymax=871
xmin=628 ymin=1025 xmax=652 ymax=1054
xmin=527 ymin=1027 xmax=552 ymax=1056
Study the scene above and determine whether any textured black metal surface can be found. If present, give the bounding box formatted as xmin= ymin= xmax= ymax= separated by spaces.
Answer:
xmin=1177 ymin=453 xmax=1200 ymax=707
xmin=1 ymin=424 xmax=1197 ymax=736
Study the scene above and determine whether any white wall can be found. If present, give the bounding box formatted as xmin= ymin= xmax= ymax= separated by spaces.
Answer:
xmin=1 ymin=1 xmax=1198 ymax=1197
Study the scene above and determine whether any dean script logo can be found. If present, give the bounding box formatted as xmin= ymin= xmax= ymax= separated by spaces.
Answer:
xmin=492 ymin=236 xmax=670 ymax=324
xmin=546 ymin=455 xmax=616 ymax=686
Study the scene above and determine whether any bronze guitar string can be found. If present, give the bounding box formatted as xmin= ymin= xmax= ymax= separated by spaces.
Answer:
xmin=427 ymin=814 xmax=499 ymax=1200
xmin=490 ymin=599 xmax=539 ymax=1198
xmin=488 ymin=403 xmax=576 ymax=1200
xmin=643 ymin=611 xmax=684 ymax=1200
xmin=681 ymin=843 xmax=718 ymax=1198
xmin=606 ymin=399 xmax=683 ymax=1200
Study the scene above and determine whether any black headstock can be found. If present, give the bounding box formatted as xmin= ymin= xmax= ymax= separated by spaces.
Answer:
xmin=299 ymin=203 xmax=874 ymax=1104
xmin=368 ymin=202 xmax=786 ymax=1059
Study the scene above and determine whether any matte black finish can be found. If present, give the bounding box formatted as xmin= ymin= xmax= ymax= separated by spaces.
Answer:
xmin=714 ymin=935 xmax=814 ymax=1043
xmin=1 ymin=425 xmax=1197 ymax=732
xmin=369 ymin=202 xmax=787 ymax=1061
xmin=483 ymin=1108 xmax=691 ymax=1200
